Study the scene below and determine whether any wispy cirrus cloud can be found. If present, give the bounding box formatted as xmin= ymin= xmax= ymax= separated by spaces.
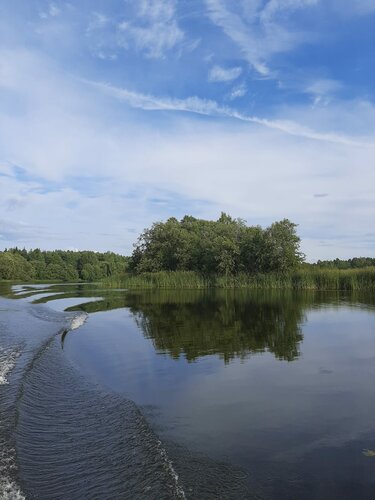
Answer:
xmin=305 ymin=78 xmax=343 ymax=96
xmin=39 ymin=2 xmax=61 ymax=20
xmin=205 ymin=0 xmax=319 ymax=76
xmin=88 ymin=80 xmax=369 ymax=146
xmin=227 ymin=83 xmax=247 ymax=100
xmin=84 ymin=0 xmax=187 ymax=61
xmin=86 ymin=12 xmax=110 ymax=32
xmin=205 ymin=0 xmax=375 ymax=79
xmin=117 ymin=0 xmax=184 ymax=59
xmin=305 ymin=78 xmax=343 ymax=106
xmin=209 ymin=65 xmax=242 ymax=82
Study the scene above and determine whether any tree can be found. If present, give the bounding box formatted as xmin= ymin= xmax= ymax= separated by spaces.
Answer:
xmin=261 ymin=219 xmax=305 ymax=273
xmin=0 ymin=253 xmax=17 ymax=279
xmin=129 ymin=215 xmax=304 ymax=275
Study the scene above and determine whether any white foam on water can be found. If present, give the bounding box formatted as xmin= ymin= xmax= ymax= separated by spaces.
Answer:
xmin=0 ymin=347 xmax=25 ymax=499
xmin=0 ymin=348 xmax=20 ymax=386
xmin=69 ymin=313 xmax=88 ymax=331
xmin=0 ymin=477 xmax=25 ymax=500
xmin=0 ymin=442 xmax=25 ymax=499
xmin=156 ymin=439 xmax=186 ymax=499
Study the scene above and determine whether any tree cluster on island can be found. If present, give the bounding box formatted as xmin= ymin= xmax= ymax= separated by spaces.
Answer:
xmin=129 ymin=213 xmax=304 ymax=275
xmin=1 ymin=213 xmax=374 ymax=282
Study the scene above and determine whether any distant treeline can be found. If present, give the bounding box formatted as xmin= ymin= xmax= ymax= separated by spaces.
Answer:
xmin=0 ymin=248 xmax=128 ymax=281
xmin=129 ymin=214 xmax=304 ymax=275
xmin=314 ymin=257 xmax=375 ymax=269
xmin=1 ymin=213 xmax=375 ymax=285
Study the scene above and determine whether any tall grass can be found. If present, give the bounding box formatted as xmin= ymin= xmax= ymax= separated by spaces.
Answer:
xmin=102 ymin=267 xmax=375 ymax=290
xmin=102 ymin=271 xmax=211 ymax=289
xmin=289 ymin=267 xmax=375 ymax=291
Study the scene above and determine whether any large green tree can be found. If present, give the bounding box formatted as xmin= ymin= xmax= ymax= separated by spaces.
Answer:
xmin=130 ymin=214 xmax=304 ymax=275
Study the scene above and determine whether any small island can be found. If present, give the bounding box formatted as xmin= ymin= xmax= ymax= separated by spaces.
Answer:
xmin=1 ymin=214 xmax=374 ymax=290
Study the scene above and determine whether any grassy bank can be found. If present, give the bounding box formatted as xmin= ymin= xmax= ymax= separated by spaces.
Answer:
xmin=102 ymin=268 xmax=375 ymax=290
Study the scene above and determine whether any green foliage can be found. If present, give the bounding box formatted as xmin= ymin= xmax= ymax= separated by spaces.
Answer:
xmin=0 ymin=252 xmax=35 ymax=280
xmin=2 ymin=216 xmax=374 ymax=290
xmin=104 ymin=271 xmax=211 ymax=288
xmin=0 ymin=248 xmax=128 ymax=282
xmin=130 ymin=214 xmax=304 ymax=276
xmin=315 ymin=257 xmax=375 ymax=269
xmin=103 ymin=268 xmax=375 ymax=290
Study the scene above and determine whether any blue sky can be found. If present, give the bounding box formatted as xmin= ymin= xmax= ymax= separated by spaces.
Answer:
xmin=0 ymin=0 xmax=374 ymax=260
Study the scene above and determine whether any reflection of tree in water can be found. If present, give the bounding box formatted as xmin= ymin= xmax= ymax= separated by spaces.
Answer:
xmin=60 ymin=287 xmax=375 ymax=363
xmin=126 ymin=290 xmax=307 ymax=363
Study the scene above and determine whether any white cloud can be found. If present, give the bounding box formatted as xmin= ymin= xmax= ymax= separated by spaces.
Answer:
xmin=87 ymin=12 xmax=110 ymax=32
xmin=1 ymin=48 xmax=375 ymax=259
xmin=84 ymin=1 xmax=195 ymax=60
xmin=137 ymin=0 xmax=176 ymax=20
xmin=89 ymin=80 xmax=368 ymax=146
xmin=0 ymin=161 xmax=13 ymax=176
xmin=39 ymin=2 xmax=61 ymax=19
xmin=209 ymin=65 xmax=242 ymax=82
xmin=0 ymin=217 xmax=43 ymax=242
xmin=205 ymin=0 xmax=319 ymax=75
xmin=306 ymin=78 xmax=342 ymax=96
xmin=227 ymin=83 xmax=247 ymax=100
xmin=118 ymin=0 xmax=184 ymax=59
xmin=304 ymin=78 xmax=343 ymax=107
xmin=96 ymin=51 xmax=117 ymax=61
xmin=259 ymin=0 xmax=319 ymax=23
xmin=49 ymin=3 xmax=61 ymax=17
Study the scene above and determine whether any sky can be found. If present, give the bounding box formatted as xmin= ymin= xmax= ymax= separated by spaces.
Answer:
xmin=0 ymin=0 xmax=374 ymax=261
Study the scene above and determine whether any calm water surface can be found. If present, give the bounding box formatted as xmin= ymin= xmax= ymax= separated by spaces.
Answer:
xmin=1 ymin=283 xmax=375 ymax=499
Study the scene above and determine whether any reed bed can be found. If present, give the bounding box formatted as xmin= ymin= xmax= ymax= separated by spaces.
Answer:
xmin=102 ymin=271 xmax=211 ymax=289
xmin=102 ymin=268 xmax=375 ymax=290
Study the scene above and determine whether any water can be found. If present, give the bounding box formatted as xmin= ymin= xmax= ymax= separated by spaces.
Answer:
xmin=1 ymin=283 xmax=375 ymax=499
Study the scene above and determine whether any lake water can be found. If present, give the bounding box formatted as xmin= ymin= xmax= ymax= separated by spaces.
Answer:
xmin=1 ymin=283 xmax=375 ymax=499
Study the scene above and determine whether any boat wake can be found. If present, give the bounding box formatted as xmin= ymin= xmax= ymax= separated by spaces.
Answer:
xmin=0 ymin=347 xmax=21 ymax=386
xmin=69 ymin=312 xmax=88 ymax=331
xmin=156 ymin=439 xmax=186 ymax=499
xmin=0 ymin=475 xmax=25 ymax=500
xmin=0 ymin=299 xmax=88 ymax=500
xmin=0 ymin=298 xmax=189 ymax=499
xmin=0 ymin=345 xmax=25 ymax=499
xmin=15 ymin=336 xmax=188 ymax=499
xmin=0 ymin=294 xmax=253 ymax=499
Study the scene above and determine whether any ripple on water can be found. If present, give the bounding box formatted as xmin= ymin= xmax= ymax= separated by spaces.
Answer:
xmin=0 ymin=298 xmax=73 ymax=500
xmin=15 ymin=337 xmax=188 ymax=499
xmin=15 ymin=335 xmax=256 ymax=499
xmin=1 ymin=297 xmax=255 ymax=499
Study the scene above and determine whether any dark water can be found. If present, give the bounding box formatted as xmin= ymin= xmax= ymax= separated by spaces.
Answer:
xmin=1 ymin=283 xmax=375 ymax=499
